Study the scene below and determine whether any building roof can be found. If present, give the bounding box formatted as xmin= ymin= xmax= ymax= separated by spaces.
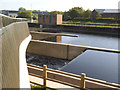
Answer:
xmin=94 ymin=9 xmax=120 ymax=14
xmin=94 ymin=9 xmax=105 ymax=14
xmin=103 ymin=9 xmax=120 ymax=14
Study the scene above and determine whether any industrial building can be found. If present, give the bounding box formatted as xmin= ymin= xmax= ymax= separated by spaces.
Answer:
xmin=38 ymin=14 xmax=62 ymax=25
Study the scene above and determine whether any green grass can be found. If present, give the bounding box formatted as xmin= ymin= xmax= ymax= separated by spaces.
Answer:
xmin=31 ymin=85 xmax=45 ymax=90
xmin=63 ymin=21 xmax=120 ymax=28
xmin=64 ymin=21 xmax=119 ymax=25
xmin=61 ymin=23 xmax=119 ymax=29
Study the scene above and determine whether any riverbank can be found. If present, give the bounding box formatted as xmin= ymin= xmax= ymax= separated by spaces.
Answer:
xmin=28 ymin=23 xmax=120 ymax=36
xmin=43 ymin=24 xmax=120 ymax=36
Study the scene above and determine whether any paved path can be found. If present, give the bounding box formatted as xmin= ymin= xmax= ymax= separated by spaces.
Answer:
xmin=29 ymin=75 xmax=79 ymax=90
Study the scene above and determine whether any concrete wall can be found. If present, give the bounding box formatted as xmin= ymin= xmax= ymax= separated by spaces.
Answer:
xmin=27 ymin=40 xmax=119 ymax=60
xmin=27 ymin=40 xmax=68 ymax=59
xmin=0 ymin=15 xmax=3 ymax=28
xmin=29 ymin=27 xmax=45 ymax=32
xmin=0 ymin=31 xmax=2 ymax=90
xmin=1 ymin=22 xmax=31 ymax=88
xmin=30 ymin=32 xmax=56 ymax=40
xmin=27 ymin=40 xmax=87 ymax=60
xmin=0 ymin=14 xmax=27 ymax=28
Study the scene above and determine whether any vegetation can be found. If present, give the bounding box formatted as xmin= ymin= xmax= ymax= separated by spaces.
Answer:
xmin=61 ymin=23 xmax=119 ymax=28
xmin=50 ymin=10 xmax=64 ymax=15
xmin=83 ymin=9 xmax=91 ymax=19
xmin=9 ymin=15 xmax=13 ymax=17
xmin=63 ymin=7 xmax=94 ymax=21
xmin=31 ymin=85 xmax=51 ymax=90
xmin=19 ymin=7 xmax=26 ymax=11
xmin=31 ymin=85 xmax=44 ymax=90
xmin=17 ymin=10 xmax=33 ymax=19
xmin=16 ymin=6 xmax=119 ymax=25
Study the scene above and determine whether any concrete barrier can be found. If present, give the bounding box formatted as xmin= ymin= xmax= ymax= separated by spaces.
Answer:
xmin=27 ymin=40 xmax=119 ymax=60
xmin=1 ymin=22 xmax=31 ymax=88
xmin=0 ymin=14 xmax=27 ymax=28
xmin=0 ymin=31 xmax=2 ymax=90
xmin=0 ymin=15 xmax=3 ymax=28
xmin=29 ymin=27 xmax=45 ymax=32
xmin=30 ymin=31 xmax=56 ymax=40
xmin=27 ymin=40 xmax=68 ymax=59
xmin=27 ymin=40 xmax=87 ymax=60
xmin=68 ymin=45 xmax=87 ymax=60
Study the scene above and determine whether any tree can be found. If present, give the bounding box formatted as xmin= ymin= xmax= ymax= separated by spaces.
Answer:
xmin=69 ymin=7 xmax=84 ymax=20
xmin=50 ymin=11 xmax=64 ymax=15
xmin=9 ymin=15 xmax=13 ymax=17
xmin=17 ymin=10 xmax=33 ymax=19
xmin=83 ymin=9 xmax=91 ymax=19
xmin=19 ymin=7 xmax=26 ymax=11
xmin=63 ymin=11 xmax=70 ymax=21
xmin=33 ymin=14 xmax=38 ymax=20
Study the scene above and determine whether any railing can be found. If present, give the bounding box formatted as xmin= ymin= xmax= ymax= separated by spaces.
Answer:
xmin=27 ymin=64 xmax=120 ymax=89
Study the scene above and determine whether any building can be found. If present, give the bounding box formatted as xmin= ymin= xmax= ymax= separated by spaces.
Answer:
xmin=91 ymin=9 xmax=120 ymax=19
xmin=1 ymin=10 xmax=49 ymax=18
xmin=101 ymin=9 xmax=120 ymax=19
xmin=2 ymin=10 xmax=18 ymax=17
xmin=38 ymin=14 xmax=62 ymax=25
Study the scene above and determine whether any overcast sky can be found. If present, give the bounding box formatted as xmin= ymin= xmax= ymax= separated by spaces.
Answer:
xmin=0 ymin=0 xmax=119 ymax=11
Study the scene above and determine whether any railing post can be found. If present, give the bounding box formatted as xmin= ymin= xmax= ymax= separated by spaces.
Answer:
xmin=80 ymin=73 xmax=86 ymax=89
xmin=43 ymin=65 xmax=47 ymax=88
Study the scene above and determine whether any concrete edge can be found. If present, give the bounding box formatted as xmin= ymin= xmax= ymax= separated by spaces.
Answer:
xmin=30 ymin=40 xmax=120 ymax=53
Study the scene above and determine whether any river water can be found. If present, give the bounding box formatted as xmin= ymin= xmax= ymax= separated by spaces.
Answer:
xmin=60 ymin=32 xmax=119 ymax=50
xmin=58 ymin=32 xmax=119 ymax=84
xmin=28 ymin=30 xmax=120 ymax=84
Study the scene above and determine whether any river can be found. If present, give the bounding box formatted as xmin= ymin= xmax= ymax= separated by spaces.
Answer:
xmin=58 ymin=32 xmax=119 ymax=84
xmin=59 ymin=32 xmax=119 ymax=50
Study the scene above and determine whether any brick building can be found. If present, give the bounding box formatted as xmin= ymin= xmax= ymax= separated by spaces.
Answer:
xmin=38 ymin=14 xmax=62 ymax=25
xmin=91 ymin=9 xmax=120 ymax=19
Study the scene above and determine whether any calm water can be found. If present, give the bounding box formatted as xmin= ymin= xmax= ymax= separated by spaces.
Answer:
xmin=60 ymin=32 xmax=119 ymax=50
xmin=61 ymin=50 xmax=119 ymax=84
xmin=59 ymin=32 xmax=119 ymax=84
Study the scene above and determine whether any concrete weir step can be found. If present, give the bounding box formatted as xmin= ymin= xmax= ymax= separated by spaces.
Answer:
xmin=29 ymin=75 xmax=79 ymax=90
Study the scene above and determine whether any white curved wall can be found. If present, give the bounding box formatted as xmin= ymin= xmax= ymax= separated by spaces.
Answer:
xmin=1 ymin=22 xmax=31 ymax=88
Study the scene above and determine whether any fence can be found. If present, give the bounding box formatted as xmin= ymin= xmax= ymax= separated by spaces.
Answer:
xmin=27 ymin=64 xmax=120 ymax=89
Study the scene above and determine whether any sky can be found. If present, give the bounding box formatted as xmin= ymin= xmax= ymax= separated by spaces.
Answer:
xmin=0 ymin=0 xmax=119 ymax=11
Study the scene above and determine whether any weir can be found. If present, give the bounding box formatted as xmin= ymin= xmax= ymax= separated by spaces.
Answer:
xmin=1 ymin=14 xmax=119 ymax=89
xmin=26 ymin=23 xmax=120 ymax=88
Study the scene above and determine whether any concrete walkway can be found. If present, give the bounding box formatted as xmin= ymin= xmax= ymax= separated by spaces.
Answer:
xmin=29 ymin=75 xmax=79 ymax=90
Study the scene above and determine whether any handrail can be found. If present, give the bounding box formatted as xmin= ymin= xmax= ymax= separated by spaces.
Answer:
xmin=29 ymin=73 xmax=80 ymax=88
xmin=27 ymin=64 xmax=120 ymax=88
xmin=27 ymin=64 xmax=81 ymax=78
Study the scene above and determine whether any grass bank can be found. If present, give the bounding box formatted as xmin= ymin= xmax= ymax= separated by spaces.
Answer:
xmin=62 ymin=23 xmax=119 ymax=29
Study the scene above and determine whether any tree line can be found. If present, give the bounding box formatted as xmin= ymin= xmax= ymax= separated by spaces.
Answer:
xmin=17 ymin=7 xmax=101 ymax=21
